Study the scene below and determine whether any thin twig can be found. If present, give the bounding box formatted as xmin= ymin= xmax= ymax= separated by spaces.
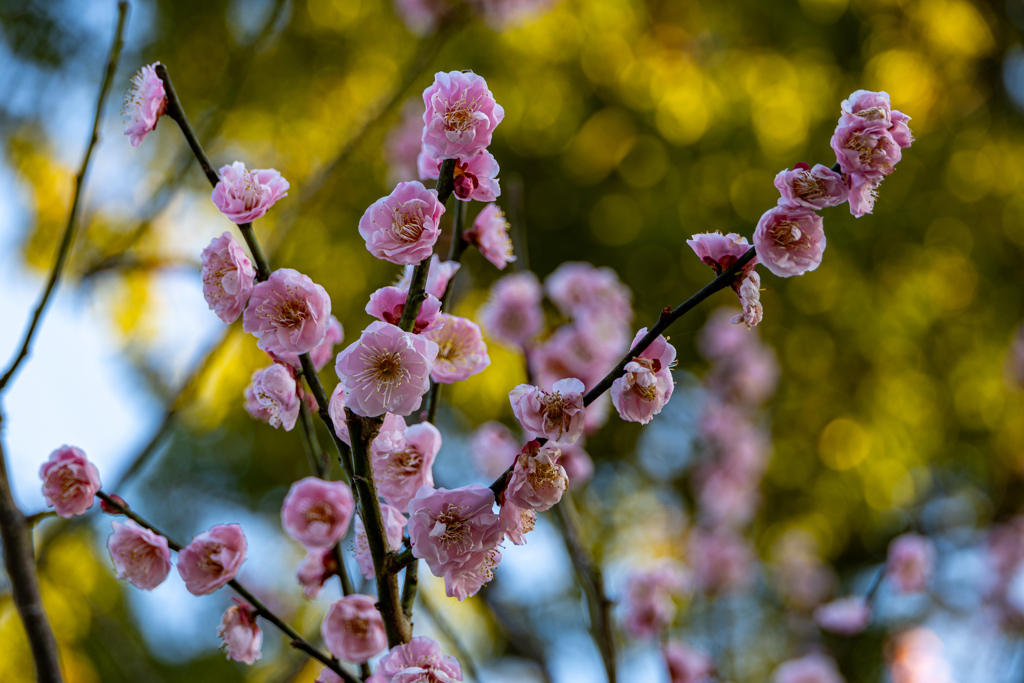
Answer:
xmin=420 ymin=589 xmax=484 ymax=682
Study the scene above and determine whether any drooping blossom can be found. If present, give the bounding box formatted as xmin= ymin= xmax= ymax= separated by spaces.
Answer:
xmin=218 ymin=598 xmax=262 ymax=665
xmin=847 ymin=171 xmax=884 ymax=218
xmin=447 ymin=544 xmax=502 ymax=601
xmin=123 ymin=63 xmax=167 ymax=147
xmin=813 ymin=596 xmax=871 ymax=635
xmin=889 ymin=629 xmax=954 ymax=683
xmin=889 ymin=110 xmax=915 ymax=149
xmin=611 ymin=328 xmax=677 ymax=425
xmin=385 ymin=100 xmax=428 ymax=185
xmin=730 ymin=270 xmax=763 ymax=329
xmin=322 ymin=594 xmax=388 ymax=664
xmin=243 ymin=364 xmax=301 ymax=431
xmin=39 ymin=445 xmax=101 ymax=518
xmin=371 ymin=637 xmax=463 ymax=682
xmin=422 ymin=71 xmax=504 ymax=161
xmin=408 ymin=485 xmax=503 ymax=599
xmin=106 ymin=520 xmax=172 ymax=590
xmin=270 ymin=316 xmax=344 ymax=371
xmin=499 ymin=499 xmax=536 ymax=546
xmin=281 ymin=477 xmax=355 ymax=549
xmin=478 ymin=271 xmax=545 ymax=347
xmin=622 ymin=563 xmax=690 ymax=639
xmin=509 ymin=378 xmax=586 ymax=444
xmin=397 ymin=255 xmax=461 ymax=299
xmin=774 ymin=163 xmax=849 ymax=209
xmin=393 ymin=0 xmax=454 ymax=37
xmin=688 ymin=526 xmax=755 ymax=595
xmin=335 ymin=321 xmax=438 ymax=417
xmin=662 ymin=641 xmax=714 ymax=683
xmin=687 ymin=232 xmax=757 ymax=278
xmin=505 ymin=441 xmax=567 ymax=512
xmin=177 ymin=524 xmax=247 ymax=595
xmin=201 ymin=232 xmax=256 ymax=324
xmin=772 ymin=652 xmax=845 ymax=683
xmin=558 ymin=441 xmax=595 ymax=489
xmin=469 ymin=421 xmax=521 ymax=479
xmin=366 ymin=286 xmax=442 ymax=334
xmin=243 ymin=268 xmax=332 ymax=355
xmin=420 ymin=149 xmax=501 ymax=202
xmin=886 ymin=533 xmax=936 ymax=594
xmin=358 ymin=181 xmax=445 ymax=265
xmin=211 ymin=162 xmax=290 ymax=224
xmin=545 ymin=261 xmax=633 ymax=326
xmin=296 ymin=547 xmax=337 ymax=600
xmin=752 ymin=205 xmax=826 ymax=278
xmin=422 ymin=314 xmax=490 ymax=383
xmin=464 ymin=203 xmax=515 ymax=269
xmin=374 ymin=422 xmax=441 ymax=511
xmin=354 ymin=503 xmax=407 ymax=580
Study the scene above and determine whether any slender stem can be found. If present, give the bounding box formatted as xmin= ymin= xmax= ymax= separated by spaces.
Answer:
xmin=25 ymin=510 xmax=58 ymax=527
xmin=401 ymin=555 xmax=419 ymax=620
xmin=865 ymin=565 xmax=886 ymax=606
xmin=155 ymin=65 xmax=218 ymax=188
xmin=299 ymin=354 xmax=355 ymax=481
xmin=0 ymin=2 xmax=129 ymax=395
xmin=238 ymin=223 xmax=272 ymax=281
xmin=420 ymin=589 xmax=484 ymax=682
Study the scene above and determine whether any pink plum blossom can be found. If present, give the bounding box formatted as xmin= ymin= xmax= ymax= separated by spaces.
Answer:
xmin=281 ymin=477 xmax=355 ymax=549
xmin=106 ymin=520 xmax=172 ymax=591
xmin=397 ymin=255 xmax=461 ymax=299
xmin=371 ymin=637 xmax=463 ymax=682
xmin=211 ymin=162 xmax=290 ymax=224
xmin=420 ymin=149 xmax=501 ymax=202
xmin=886 ymin=533 xmax=936 ymax=594
xmin=840 ymin=89 xmax=893 ymax=126
xmin=774 ymin=163 xmax=849 ymax=209
xmin=890 ymin=110 xmax=914 ymax=149
xmin=316 ymin=669 xmax=346 ymax=683
xmin=422 ymin=71 xmax=504 ymax=161
xmin=558 ymin=441 xmax=594 ymax=489
xmin=663 ymin=641 xmax=714 ymax=683
xmin=218 ymin=598 xmax=262 ymax=665
xmin=296 ymin=547 xmax=337 ymax=599
xmin=623 ymin=563 xmax=689 ymax=639
xmin=359 ymin=181 xmax=445 ymax=265
xmin=335 ymin=321 xmax=438 ymax=417
xmin=831 ymin=118 xmax=901 ymax=178
xmin=730 ymin=270 xmax=763 ymax=329
xmin=447 ymin=544 xmax=502 ymax=601
xmin=509 ymin=378 xmax=586 ymax=444
xmin=243 ymin=364 xmax=301 ymax=431
xmin=270 ymin=316 xmax=344 ymax=371
xmin=374 ymin=422 xmax=441 ymax=511
xmin=329 ymin=388 xmax=408 ymax=456
xmin=354 ymin=503 xmax=407 ymax=580
xmin=366 ymin=286 xmax=442 ymax=334
xmin=469 ymin=421 xmax=521 ymax=479
xmin=39 ymin=445 xmax=101 ymax=518
xmin=422 ymin=314 xmax=490 ymax=383
xmin=814 ymin=596 xmax=871 ymax=635
xmin=201 ymin=232 xmax=256 ymax=324
xmin=478 ymin=271 xmax=544 ymax=347
xmin=611 ymin=328 xmax=676 ymax=425
xmin=468 ymin=0 xmax=559 ymax=30
xmin=772 ymin=652 xmax=845 ymax=683
xmin=530 ymin=322 xmax=623 ymax=392
xmin=393 ymin=0 xmax=454 ymax=37
xmin=847 ymin=172 xmax=884 ymax=217
xmin=752 ymin=205 xmax=826 ymax=278
xmin=408 ymin=485 xmax=503 ymax=599
xmin=545 ymin=261 xmax=633 ymax=326
xmin=687 ymin=232 xmax=757 ymax=278
xmin=499 ymin=499 xmax=536 ymax=545
xmin=385 ymin=100 xmax=428 ymax=185
xmin=688 ymin=527 xmax=755 ymax=595
xmin=322 ymin=594 xmax=388 ymax=664
xmin=123 ymin=63 xmax=167 ymax=147
xmin=505 ymin=441 xmax=567 ymax=512
xmin=177 ymin=524 xmax=247 ymax=595
xmin=243 ymin=268 xmax=332 ymax=355
xmin=464 ymin=203 xmax=515 ymax=269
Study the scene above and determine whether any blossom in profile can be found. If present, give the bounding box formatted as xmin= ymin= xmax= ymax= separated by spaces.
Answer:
xmin=359 ymin=181 xmax=445 ymax=265
xmin=354 ymin=503 xmax=407 ymax=580
xmin=420 ymin=149 xmax=501 ymax=202
xmin=107 ymin=520 xmax=172 ymax=590
xmin=469 ymin=421 xmax=521 ymax=479
xmin=611 ymin=329 xmax=677 ymax=425
xmin=335 ymin=321 xmax=438 ymax=417
xmin=123 ymin=63 xmax=167 ymax=147
xmin=889 ymin=110 xmax=915 ymax=149
xmin=774 ymin=163 xmax=849 ymax=210
xmin=39 ymin=445 xmax=101 ymax=518
xmin=464 ymin=203 xmax=515 ymax=269
xmin=296 ymin=547 xmax=336 ymax=600
xmin=509 ymin=378 xmax=586 ymax=444
xmin=322 ymin=594 xmax=388 ymax=664
xmin=200 ymin=232 xmax=255 ymax=324
xmin=847 ymin=172 xmax=884 ymax=218
xmin=478 ymin=271 xmax=545 ymax=348
xmin=243 ymin=268 xmax=332 ymax=355
xmin=384 ymin=100 xmax=427 ymax=185
xmin=688 ymin=526 xmax=755 ymax=595
xmin=372 ymin=637 xmax=463 ymax=682
xmin=831 ymin=120 xmax=901 ymax=179
xmin=243 ymin=364 xmax=301 ymax=431
xmin=886 ymin=533 xmax=936 ymax=593
xmin=218 ymin=598 xmax=262 ymax=665
xmin=772 ymin=652 xmax=844 ymax=683
xmin=365 ymin=286 xmax=442 ymax=334
xmin=752 ymin=205 xmax=826 ymax=278
xmin=687 ymin=232 xmax=757 ymax=278
xmin=623 ymin=563 xmax=690 ymax=639
xmin=814 ymin=596 xmax=871 ymax=635
xmin=422 ymin=71 xmax=504 ymax=160
xmin=499 ymin=499 xmax=536 ymax=546
xmin=545 ymin=261 xmax=633 ymax=326
xmin=177 ymin=524 xmax=247 ymax=595
xmin=396 ymin=254 xmax=462 ymax=299
xmin=730 ymin=270 xmax=763 ymax=329
xmin=281 ymin=477 xmax=355 ymax=549
xmin=662 ymin=641 xmax=714 ymax=683
xmin=270 ymin=316 xmax=343 ymax=371
xmin=211 ymin=161 xmax=290 ymax=224
xmin=422 ymin=314 xmax=490 ymax=383
xmin=374 ymin=422 xmax=441 ymax=511
xmin=505 ymin=441 xmax=567 ymax=512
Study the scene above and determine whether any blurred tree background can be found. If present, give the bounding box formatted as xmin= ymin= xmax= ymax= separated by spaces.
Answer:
xmin=1 ymin=0 xmax=1023 ymax=681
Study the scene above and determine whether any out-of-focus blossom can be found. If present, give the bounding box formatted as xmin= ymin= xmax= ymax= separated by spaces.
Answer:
xmin=354 ymin=503 xmax=407 ymax=580
xmin=281 ymin=477 xmax=355 ymax=549
xmin=558 ymin=440 xmax=594 ymax=489
xmin=469 ymin=421 xmax=521 ymax=479
xmin=886 ymin=533 xmax=936 ymax=594
xmin=374 ymin=422 xmax=441 ymax=511
xmin=201 ymin=232 xmax=255 ymax=324
xmin=315 ymin=669 xmax=346 ymax=683
xmin=509 ymin=378 xmax=586 ymax=444
xmin=699 ymin=314 xmax=780 ymax=406
xmin=584 ymin=392 xmax=611 ymax=435
xmin=270 ymin=317 xmax=344 ymax=371
xmin=123 ymin=63 xmax=167 ymax=147
xmin=366 ymin=286 xmax=442 ymax=334
xmin=752 ymin=205 xmax=826 ymax=278
xmin=730 ymin=270 xmax=763 ymax=329
xmin=359 ymin=181 xmax=445 ymax=265
xmin=335 ymin=321 xmax=438 ymax=417
xmin=107 ymin=520 xmax=172 ymax=590
xmin=687 ymin=232 xmax=757 ymax=277
xmin=468 ymin=0 xmax=559 ymax=30
xmin=505 ymin=441 xmax=567 ymax=512
xmin=772 ymin=652 xmax=845 ymax=683
xmin=422 ymin=71 xmax=504 ymax=160
xmin=397 ymin=255 xmax=461 ymax=299
xmin=622 ymin=563 xmax=689 ymax=639
xmin=39 ymin=445 xmax=101 ymax=518
xmin=813 ymin=596 xmax=871 ymax=635
xmin=663 ymin=641 xmax=714 ymax=683
xmin=385 ymin=100 xmax=427 ymax=185
xmin=545 ymin=262 xmax=633 ymax=327
xmin=422 ymin=314 xmax=490 ymax=383
xmin=689 ymin=527 xmax=755 ymax=595
xmin=243 ymin=364 xmax=300 ymax=431
xmin=889 ymin=628 xmax=955 ymax=683
xmin=771 ymin=531 xmax=836 ymax=612
xmin=478 ymin=271 xmax=545 ymax=347
xmin=177 ymin=524 xmax=247 ymax=595
xmin=371 ymin=637 xmax=463 ymax=682
xmin=464 ymin=203 xmax=515 ymax=269
xmin=611 ymin=329 xmax=676 ymax=425
xmin=530 ymin=323 xmax=622 ymax=391
xmin=499 ymin=499 xmax=536 ymax=545
xmin=218 ymin=598 xmax=262 ymax=665
xmin=774 ymin=163 xmax=849 ymax=209
xmin=420 ymin=149 xmax=501 ymax=202
xmin=243 ymin=268 xmax=332 ymax=356
xmin=211 ymin=162 xmax=289 ymax=224
xmin=393 ymin=0 xmax=454 ymax=37
xmin=693 ymin=465 xmax=762 ymax=529
xmin=296 ymin=547 xmax=336 ymax=600
xmin=322 ymin=594 xmax=388 ymax=664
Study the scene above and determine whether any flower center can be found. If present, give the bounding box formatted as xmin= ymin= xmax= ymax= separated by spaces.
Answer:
xmin=846 ymin=132 xmax=893 ymax=168
xmin=355 ymin=344 xmax=411 ymax=404
xmin=531 ymin=462 xmax=563 ymax=489
xmin=443 ymin=92 xmax=478 ymax=133
xmin=389 ymin=449 xmax=424 ymax=477
xmin=390 ymin=203 xmax=426 ymax=242
xmin=304 ymin=501 xmax=335 ymax=526
xmin=55 ymin=467 xmax=81 ymax=502
xmin=540 ymin=393 xmax=566 ymax=430
xmin=347 ymin=616 xmax=369 ymax=637
xmin=793 ymin=171 xmax=827 ymax=201
xmin=274 ymin=297 xmax=309 ymax=329
xmin=429 ymin=504 xmax=472 ymax=554
xmin=769 ymin=219 xmax=806 ymax=249
xmin=520 ymin=508 xmax=537 ymax=534
xmin=854 ymin=106 xmax=887 ymax=121
xmin=238 ymin=171 xmax=266 ymax=210
xmin=198 ymin=543 xmax=225 ymax=574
